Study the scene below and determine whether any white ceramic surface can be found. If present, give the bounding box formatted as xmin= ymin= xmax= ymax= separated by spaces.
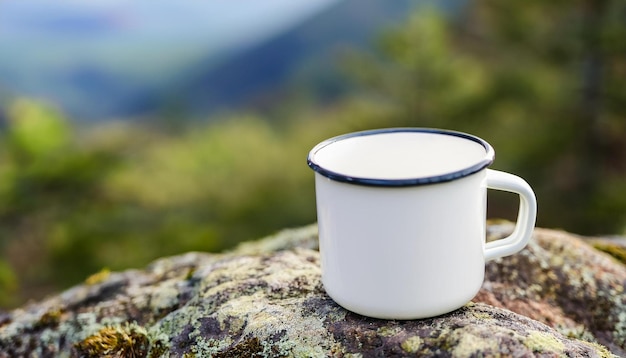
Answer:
xmin=308 ymin=128 xmax=537 ymax=319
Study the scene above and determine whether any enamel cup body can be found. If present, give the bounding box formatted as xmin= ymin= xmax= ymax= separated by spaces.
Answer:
xmin=307 ymin=128 xmax=536 ymax=319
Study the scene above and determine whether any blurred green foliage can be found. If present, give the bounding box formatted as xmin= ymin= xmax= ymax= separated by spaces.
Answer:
xmin=0 ymin=97 xmax=398 ymax=307
xmin=1 ymin=1 xmax=625 ymax=308
xmin=343 ymin=1 xmax=626 ymax=233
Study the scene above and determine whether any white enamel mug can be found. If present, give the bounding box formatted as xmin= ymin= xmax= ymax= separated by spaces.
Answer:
xmin=307 ymin=128 xmax=537 ymax=319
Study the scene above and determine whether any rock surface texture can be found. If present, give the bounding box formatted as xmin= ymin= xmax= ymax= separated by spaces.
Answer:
xmin=1 ymin=223 xmax=625 ymax=357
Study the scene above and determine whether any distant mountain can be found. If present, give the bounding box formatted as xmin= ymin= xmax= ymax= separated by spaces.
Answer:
xmin=0 ymin=0 xmax=340 ymax=120
xmin=0 ymin=0 xmax=465 ymax=121
xmin=170 ymin=0 xmax=417 ymax=116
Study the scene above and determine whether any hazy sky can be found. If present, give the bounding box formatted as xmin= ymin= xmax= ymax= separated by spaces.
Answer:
xmin=0 ymin=0 xmax=341 ymax=91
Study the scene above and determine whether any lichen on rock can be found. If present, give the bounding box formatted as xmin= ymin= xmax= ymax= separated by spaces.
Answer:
xmin=0 ymin=223 xmax=624 ymax=357
xmin=479 ymin=223 xmax=626 ymax=356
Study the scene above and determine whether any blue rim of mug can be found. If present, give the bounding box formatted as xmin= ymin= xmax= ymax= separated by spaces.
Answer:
xmin=307 ymin=128 xmax=495 ymax=187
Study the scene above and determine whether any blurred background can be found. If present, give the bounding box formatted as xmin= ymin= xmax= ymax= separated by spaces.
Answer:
xmin=0 ymin=0 xmax=624 ymax=308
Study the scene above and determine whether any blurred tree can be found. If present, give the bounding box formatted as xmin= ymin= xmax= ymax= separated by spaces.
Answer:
xmin=342 ymin=1 xmax=626 ymax=234
xmin=462 ymin=0 xmax=626 ymax=233
xmin=0 ymin=100 xmax=121 ymax=305
xmin=0 ymin=259 xmax=16 ymax=307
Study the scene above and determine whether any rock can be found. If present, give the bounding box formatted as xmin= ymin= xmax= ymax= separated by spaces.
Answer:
xmin=479 ymin=224 xmax=626 ymax=356
xmin=0 ymin=223 xmax=623 ymax=357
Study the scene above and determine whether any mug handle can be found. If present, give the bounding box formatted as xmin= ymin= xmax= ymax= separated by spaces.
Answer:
xmin=484 ymin=169 xmax=537 ymax=261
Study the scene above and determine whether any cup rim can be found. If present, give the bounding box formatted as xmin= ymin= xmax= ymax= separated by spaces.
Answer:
xmin=307 ymin=127 xmax=495 ymax=187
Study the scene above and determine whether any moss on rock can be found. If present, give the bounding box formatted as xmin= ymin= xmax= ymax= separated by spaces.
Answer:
xmin=591 ymin=239 xmax=626 ymax=265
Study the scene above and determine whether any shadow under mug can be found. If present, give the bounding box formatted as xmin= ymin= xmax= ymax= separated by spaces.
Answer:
xmin=307 ymin=128 xmax=537 ymax=320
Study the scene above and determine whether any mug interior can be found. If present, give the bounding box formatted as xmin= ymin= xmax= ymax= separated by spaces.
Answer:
xmin=308 ymin=128 xmax=494 ymax=186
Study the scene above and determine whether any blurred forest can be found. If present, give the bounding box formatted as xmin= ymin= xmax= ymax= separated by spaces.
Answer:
xmin=1 ymin=0 xmax=625 ymax=308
